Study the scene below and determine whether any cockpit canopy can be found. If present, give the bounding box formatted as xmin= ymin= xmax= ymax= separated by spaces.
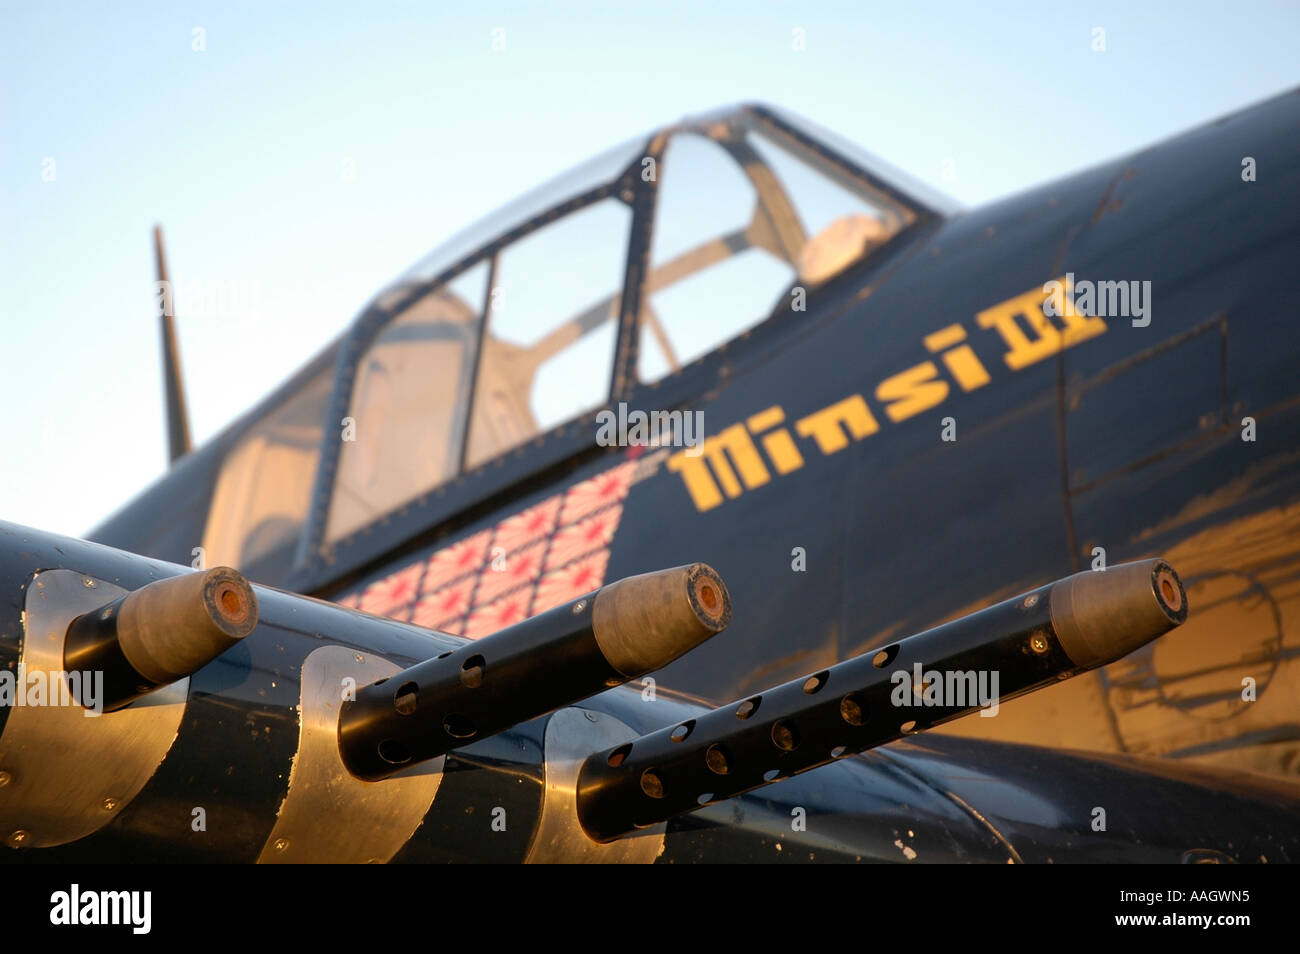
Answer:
xmin=194 ymin=103 xmax=952 ymax=583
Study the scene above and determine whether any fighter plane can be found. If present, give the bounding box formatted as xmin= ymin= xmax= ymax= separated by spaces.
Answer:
xmin=2 ymin=90 xmax=1298 ymax=863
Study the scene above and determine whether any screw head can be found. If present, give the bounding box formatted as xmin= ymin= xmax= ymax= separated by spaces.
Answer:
xmin=7 ymin=830 xmax=29 ymax=847
xmin=572 ymin=599 xmax=588 ymax=615
xmin=0 ymin=770 xmax=12 ymax=787
xmin=273 ymin=837 xmax=290 ymax=852
xmin=83 ymin=578 xmax=96 ymax=588
xmin=1023 ymin=593 xmax=1039 ymax=609
xmin=101 ymin=797 xmax=118 ymax=812
xmin=1029 ymin=632 xmax=1050 ymax=655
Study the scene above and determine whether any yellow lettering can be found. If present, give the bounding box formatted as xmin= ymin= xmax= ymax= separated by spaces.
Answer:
xmin=922 ymin=324 xmax=966 ymax=351
xmin=940 ymin=346 xmax=991 ymax=390
xmin=976 ymin=278 xmax=1106 ymax=371
xmin=666 ymin=453 xmax=723 ymax=511
xmin=876 ymin=362 xmax=949 ymax=422
xmin=667 ymin=423 xmax=770 ymax=511
xmin=748 ymin=406 xmax=804 ymax=474
xmin=924 ymin=324 xmax=991 ymax=391
xmin=746 ymin=406 xmax=785 ymax=431
xmin=1059 ymin=308 xmax=1108 ymax=349
xmin=795 ymin=395 xmax=879 ymax=454
xmin=761 ymin=431 xmax=803 ymax=474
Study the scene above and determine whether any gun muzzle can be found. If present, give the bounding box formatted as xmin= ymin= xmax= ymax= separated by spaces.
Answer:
xmin=338 ymin=563 xmax=730 ymax=781
xmin=575 ymin=558 xmax=1186 ymax=843
xmin=63 ymin=567 xmax=259 ymax=711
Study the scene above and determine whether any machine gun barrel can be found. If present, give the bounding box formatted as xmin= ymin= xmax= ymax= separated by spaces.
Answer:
xmin=338 ymin=563 xmax=731 ymax=781
xmin=575 ymin=559 xmax=1187 ymax=843
xmin=63 ymin=566 xmax=259 ymax=711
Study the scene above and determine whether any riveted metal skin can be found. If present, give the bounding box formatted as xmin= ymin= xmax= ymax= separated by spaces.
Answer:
xmin=338 ymin=564 xmax=729 ymax=781
xmin=0 ymin=522 xmax=458 ymax=862
xmin=524 ymin=707 xmax=664 ymax=863
xmin=68 ymin=92 xmax=1300 ymax=806
xmin=2 ymin=524 xmax=1298 ymax=864
xmin=257 ymin=646 xmax=444 ymax=863
xmin=574 ymin=561 xmax=1188 ymax=843
xmin=0 ymin=571 xmax=189 ymax=848
xmin=388 ymin=720 xmax=548 ymax=864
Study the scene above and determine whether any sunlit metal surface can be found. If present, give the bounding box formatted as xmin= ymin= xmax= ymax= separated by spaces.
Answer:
xmin=258 ymin=645 xmax=444 ymax=863
xmin=0 ymin=570 xmax=188 ymax=848
xmin=524 ymin=707 xmax=664 ymax=863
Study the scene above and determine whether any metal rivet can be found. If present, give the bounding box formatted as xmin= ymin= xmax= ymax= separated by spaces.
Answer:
xmin=1023 ymin=594 xmax=1039 ymax=609
xmin=273 ymin=837 xmax=290 ymax=851
xmin=572 ymin=600 xmax=588 ymax=614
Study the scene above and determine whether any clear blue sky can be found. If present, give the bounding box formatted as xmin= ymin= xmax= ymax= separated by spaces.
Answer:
xmin=2 ymin=1 xmax=1297 ymax=537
